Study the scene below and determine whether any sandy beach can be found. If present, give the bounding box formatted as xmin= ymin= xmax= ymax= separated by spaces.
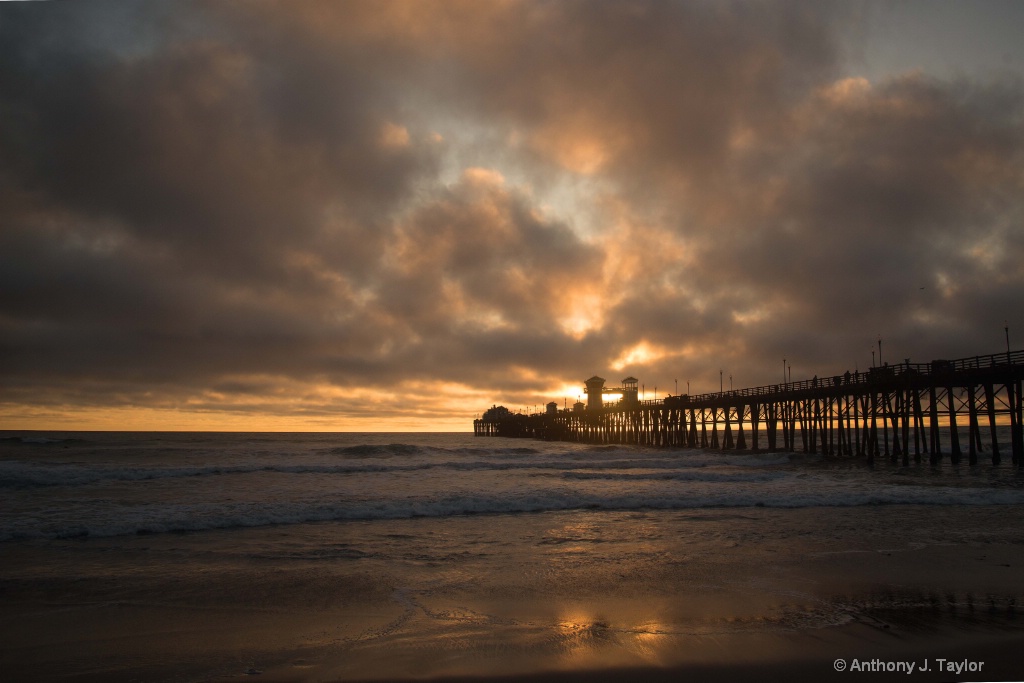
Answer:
xmin=4 ymin=504 xmax=1023 ymax=682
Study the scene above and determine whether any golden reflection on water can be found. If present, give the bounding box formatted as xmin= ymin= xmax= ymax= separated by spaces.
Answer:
xmin=627 ymin=622 xmax=672 ymax=658
xmin=551 ymin=607 xmax=675 ymax=667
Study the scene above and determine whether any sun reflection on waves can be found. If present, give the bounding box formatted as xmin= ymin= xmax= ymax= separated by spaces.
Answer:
xmin=549 ymin=606 xmax=680 ymax=668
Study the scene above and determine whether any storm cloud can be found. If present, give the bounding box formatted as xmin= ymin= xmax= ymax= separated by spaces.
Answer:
xmin=1 ymin=1 xmax=1022 ymax=429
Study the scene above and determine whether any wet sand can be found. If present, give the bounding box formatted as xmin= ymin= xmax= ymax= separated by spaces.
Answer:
xmin=2 ymin=505 xmax=1023 ymax=682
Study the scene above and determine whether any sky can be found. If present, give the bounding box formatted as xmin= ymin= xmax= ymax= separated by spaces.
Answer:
xmin=1 ymin=0 xmax=1023 ymax=432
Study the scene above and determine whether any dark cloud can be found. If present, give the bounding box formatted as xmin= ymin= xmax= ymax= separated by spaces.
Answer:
xmin=1 ymin=1 xmax=1021 ymax=427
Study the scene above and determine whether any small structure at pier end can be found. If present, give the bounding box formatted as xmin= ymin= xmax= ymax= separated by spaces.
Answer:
xmin=474 ymin=349 xmax=1024 ymax=468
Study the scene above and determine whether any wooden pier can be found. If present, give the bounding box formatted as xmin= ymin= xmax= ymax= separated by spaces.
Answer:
xmin=474 ymin=349 xmax=1024 ymax=466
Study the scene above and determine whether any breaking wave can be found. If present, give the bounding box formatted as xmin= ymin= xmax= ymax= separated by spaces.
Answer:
xmin=4 ymin=485 xmax=1024 ymax=542
xmin=0 ymin=451 xmax=788 ymax=489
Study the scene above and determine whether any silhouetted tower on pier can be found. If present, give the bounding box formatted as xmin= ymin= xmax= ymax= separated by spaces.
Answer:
xmin=622 ymin=377 xmax=639 ymax=404
xmin=585 ymin=376 xmax=606 ymax=411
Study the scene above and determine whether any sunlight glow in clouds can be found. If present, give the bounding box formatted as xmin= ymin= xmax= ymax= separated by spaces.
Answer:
xmin=1 ymin=1 xmax=1022 ymax=430
xmin=610 ymin=342 xmax=671 ymax=372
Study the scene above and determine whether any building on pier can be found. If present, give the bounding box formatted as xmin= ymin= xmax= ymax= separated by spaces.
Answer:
xmin=584 ymin=375 xmax=640 ymax=410
xmin=584 ymin=376 xmax=606 ymax=410
xmin=621 ymin=377 xmax=639 ymax=404
xmin=482 ymin=405 xmax=513 ymax=420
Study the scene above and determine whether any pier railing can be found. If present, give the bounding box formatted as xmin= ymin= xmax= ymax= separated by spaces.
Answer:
xmin=677 ymin=349 xmax=1024 ymax=404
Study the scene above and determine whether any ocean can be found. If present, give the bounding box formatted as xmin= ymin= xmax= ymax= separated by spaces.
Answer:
xmin=5 ymin=431 xmax=1024 ymax=541
xmin=3 ymin=431 xmax=1024 ymax=681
